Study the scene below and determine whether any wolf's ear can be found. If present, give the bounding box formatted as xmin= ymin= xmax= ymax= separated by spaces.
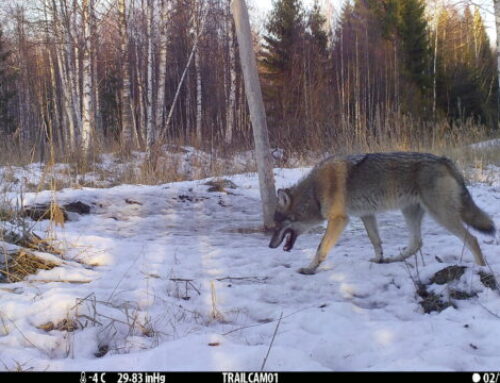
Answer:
xmin=277 ymin=188 xmax=292 ymax=209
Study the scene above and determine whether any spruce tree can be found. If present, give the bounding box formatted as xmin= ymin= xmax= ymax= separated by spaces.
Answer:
xmin=365 ymin=0 xmax=399 ymax=39
xmin=398 ymin=0 xmax=431 ymax=94
xmin=260 ymin=0 xmax=306 ymax=137
xmin=306 ymin=0 xmax=327 ymax=55
xmin=362 ymin=0 xmax=432 ymax=110
xmin=261 ymin=0 xmax=305 ymax=79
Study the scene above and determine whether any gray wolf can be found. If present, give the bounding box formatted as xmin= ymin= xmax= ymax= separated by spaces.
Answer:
xmin=268 ymin=152 xmax=496 ymax=275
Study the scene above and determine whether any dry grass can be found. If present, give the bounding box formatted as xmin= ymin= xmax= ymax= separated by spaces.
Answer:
xmin=0 ymin=164 xmax=64 ymax=284
xmin=0 ymin=228 xmax=62 ymax=256
xmin=0 ymin=116 xmax=499 ymax=191
xmin=0 ymin=249 xmax=58 ymax=283
xmin=37 ymin=318 xmax=79 ymax=333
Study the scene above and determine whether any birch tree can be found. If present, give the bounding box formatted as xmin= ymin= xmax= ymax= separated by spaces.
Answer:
xmin=118 ymin=0 xmax=135 ymax=151
xmin=62 ymin=0 xmax=81 ymax=148
xmin=90 ymin=0 xmax=100 ymax=136
xmin=225 ymin=1 xmax=237 ymax=145
xmin=195 ymin=2 xmax=203 ymax=142
xmin=146 ymin=0 xmax=155 ymax=159
xmin=155 ymin=0 xmax=169 ymax=138
xmin=81 ymin=0 xmax=94 ymax=155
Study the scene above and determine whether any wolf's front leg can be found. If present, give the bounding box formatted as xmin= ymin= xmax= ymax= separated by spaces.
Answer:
xmin=298 ymin=216 xmax=349 ymax=275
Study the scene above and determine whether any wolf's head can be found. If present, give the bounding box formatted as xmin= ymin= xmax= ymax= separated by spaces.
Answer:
xmin=268 ymin=187 xmax=323 ymax=251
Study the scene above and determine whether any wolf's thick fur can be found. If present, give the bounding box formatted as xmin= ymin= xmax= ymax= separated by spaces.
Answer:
xmin=269 ymin=152 xmax=496 ymax=274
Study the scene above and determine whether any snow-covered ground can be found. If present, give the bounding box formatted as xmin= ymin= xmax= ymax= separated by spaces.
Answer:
xmin=469 ymin=138 xmax=500 ymax=150
xmin=0 ymin=163 xmax=499 ymax=371
xmin=0 ymin=146 xmax=273 ymax=193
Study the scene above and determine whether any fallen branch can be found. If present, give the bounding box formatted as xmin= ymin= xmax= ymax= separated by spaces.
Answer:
xmin=27 ymin=279 xmax=92 ymax=284
xmin=215 ymin=276 xmax=269 ymax=284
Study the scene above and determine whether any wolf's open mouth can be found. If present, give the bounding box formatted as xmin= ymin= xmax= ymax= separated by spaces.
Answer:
xmin=282 ymin=229 xmax=297 ymax=252
xmin=269 ymin=227 xmax=297 ymax=251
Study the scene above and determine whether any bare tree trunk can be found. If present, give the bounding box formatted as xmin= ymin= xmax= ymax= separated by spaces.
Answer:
xmin=48 ymin=49 xmax=62 ymax=152
xmin=155 ymin=0 xmax=168 ymax=140
xmin=51 ymin=0 xmax=74 ymax=152
xmin=146 ymin=0 xmax=155 ymax=159
xmin=432 ymin=1 xmax=439 ymax=122
xmin=225 ymin=3 xmax=237 ymax=145
xmin=195 ymin=36 xmax=202 ymax=142
xmin=62 ymin=0 xmax=81 ymax=148
xmin=90 ymin=0 xmax=100 ymax=140
xmin=81 ymin=0 xmax=94 ymax=155
xmin=133 ymin=1 xmax=145 ymax=147
xmin=118 ymin=0 xmax=135 ymax=152
xmin=231 ymin=0 xmax=276 ymax=229
xmin=194 ymin=0 xmax=204 ymax=143
xmin=44 ymin=0 xmax=61 ymax=154
xmin=72 ymin=0 xmax=81 ymax=117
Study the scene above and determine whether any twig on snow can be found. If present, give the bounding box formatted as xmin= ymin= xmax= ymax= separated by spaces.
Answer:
xmin=261 ymin=311 xmax=283 ymax=371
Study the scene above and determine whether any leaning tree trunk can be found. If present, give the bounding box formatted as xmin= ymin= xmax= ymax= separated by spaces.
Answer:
xmin=231 ymin=0 xmax=276 ymax=229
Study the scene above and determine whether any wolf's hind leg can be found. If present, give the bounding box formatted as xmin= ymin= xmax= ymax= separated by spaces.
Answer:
xmin=361 ymin=215 xmax=384 ymax=263
xmin=425 ymin=203 xmax=486 ymax=266
xmin=383 ymin=204 xmax=424 ymax=263
xmin=399 ymin=204 xmax=424 ymax=259
xmin=425 ymin=192 xmax=486 ymax=266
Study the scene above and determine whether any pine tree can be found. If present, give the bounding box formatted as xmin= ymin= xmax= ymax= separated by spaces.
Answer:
xmin=0 ymin=26 xmax=16 ymax=135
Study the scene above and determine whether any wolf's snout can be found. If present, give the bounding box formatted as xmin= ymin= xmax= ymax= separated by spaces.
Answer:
xmin=268 ymin=228 xmax=283 ymax=248
xmin=269 ymin=227 xmax=297 ymax=251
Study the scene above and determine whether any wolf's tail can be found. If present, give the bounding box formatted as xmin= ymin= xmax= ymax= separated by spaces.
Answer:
xmin=460 ymin=188 xmax=496 ymax=235
xmin=440 ymin=157 xmax=496 ymax=235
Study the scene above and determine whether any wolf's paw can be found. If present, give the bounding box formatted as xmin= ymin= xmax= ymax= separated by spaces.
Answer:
xmin=297 ymin=267 xmax=316 ymax=275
